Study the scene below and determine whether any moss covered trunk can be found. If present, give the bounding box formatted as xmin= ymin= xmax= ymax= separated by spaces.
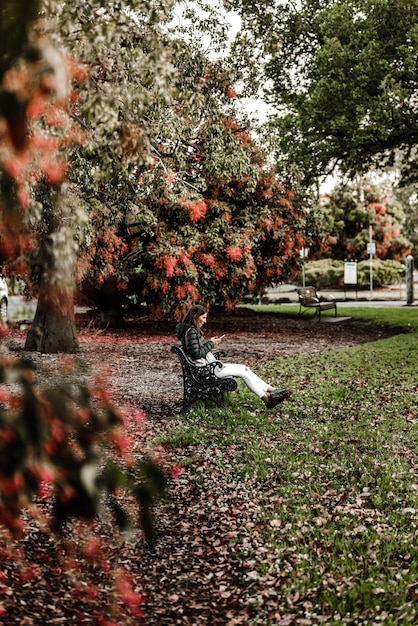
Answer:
xmin=25 ymin=279 xmax=78 ymax=353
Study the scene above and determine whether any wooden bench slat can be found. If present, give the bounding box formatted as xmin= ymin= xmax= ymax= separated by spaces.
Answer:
xmin=297 ymin=286 xmax=337 ymax=320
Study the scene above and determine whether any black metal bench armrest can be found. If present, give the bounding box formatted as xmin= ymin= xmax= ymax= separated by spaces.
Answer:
xmin=213 ymin=349 xmax=227 ymax=359
xmin=171 ymin=345 xmax=237 ymax=411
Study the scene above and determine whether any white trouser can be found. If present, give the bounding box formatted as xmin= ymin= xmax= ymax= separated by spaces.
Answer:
xmin=214 ymin=363 xmax=269 ymax=398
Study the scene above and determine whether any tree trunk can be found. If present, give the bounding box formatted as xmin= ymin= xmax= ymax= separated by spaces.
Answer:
xmin=0 ymin=4 xmax=79 ymax=354
xmin=25 ymin=278 xmax=79 ymax=353
xmin=24 ymin=190 xmax=80 ymax=353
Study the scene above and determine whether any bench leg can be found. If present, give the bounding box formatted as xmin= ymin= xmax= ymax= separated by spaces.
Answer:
xmin=299 ymin=305 xmax=319 ymax=318
xmin=182 ymin=387 xmax=227 ymax=412
xmin=318 ymin=304 xmax=337 ymax=320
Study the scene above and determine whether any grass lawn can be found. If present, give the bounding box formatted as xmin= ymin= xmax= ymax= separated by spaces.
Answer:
xmin=159 ymin=306 xmax=418 ymax=624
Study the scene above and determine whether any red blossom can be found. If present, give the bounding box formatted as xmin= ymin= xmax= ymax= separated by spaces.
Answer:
xmin=116 ymin=570 xmax=144 ymax=617
xmin=0 ymin=390 xmax=12 ymax=407
xmin=38 ymin=467 xmax=55 ymax=484
xmin=184 ymin=282 xmax=199 ymax=301
xmin=20 ymin=566 xmax=39 ymax=584
xmin=189 ymin=200 xmax=208 ymax=223
xmin=132 ymin=410 xmax=146 ymax=423
xmin=83 ymin=537 xmax=102 ymax=560
xmin=368 ymin=202 xmax=386 ymax=215
xmin=37 ymin=480 xmax=52 ymax=499
xmin=165 ymin=172 xmax=177 ymax=184
xmin=156 ymin=255 xmax=177 ymax=278
xmin=51 ymin=419 xmax=66 ymax=443
xmin=170 ymin=464 xmax=183 ymax=479
xmin=42 ymin=160 xmax=66 ymax=185
xmin=86 ymin=586 xmax=98 ymax=599
xmin=0 ymin=474 xmax=24 ymax=497
xmin=174 ymin=284 xmax=187 ymax=299
xmin=226 ymin=246 xmax=242 ymax=262
xmin=58 ymin=484 xmax=76 ymax=504
xmin=30 ymin=134 xmax=60 ymax=151
xmin=201 ymin=253 xmax=216 ymax=267
xmin=178 ymin=254 xmax=190 ymax=267
xmin=44 ymin=108 xmax=65 ymax=127
xmin=113 ymin=432 xmax=132 ymax=454
xmin=0 ymin=239 xmax=15 ymax=257
xmin=5 ymin=155 xmax=26 ymax=178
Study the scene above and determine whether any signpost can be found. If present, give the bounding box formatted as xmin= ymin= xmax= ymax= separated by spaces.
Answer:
xmin=367 ymin=224 xmax=376 ymax=300
xmin=300 ymin=248 xmax=309 ymax=287
xmin=344 ymin=261 xmax=358 ymax=299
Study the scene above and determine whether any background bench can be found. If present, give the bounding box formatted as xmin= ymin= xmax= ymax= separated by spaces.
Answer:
xmin=297 ymin=286 xmax=337 ymax=320
xmin=171 ymin=345 xmax=237 ymax=411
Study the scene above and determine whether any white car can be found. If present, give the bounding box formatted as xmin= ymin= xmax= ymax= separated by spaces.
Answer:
xmin=0 ymin=277 xmax=8 ymax=322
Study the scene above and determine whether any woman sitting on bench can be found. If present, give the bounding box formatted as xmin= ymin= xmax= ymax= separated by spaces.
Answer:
xmin=176 ymin=304 xmax=293 ymax=410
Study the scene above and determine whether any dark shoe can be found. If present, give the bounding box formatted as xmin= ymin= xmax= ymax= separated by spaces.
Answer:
xmin=263 ymin=389 xmax=292 ymax=409
xmin=263 ymin=395 xmax=282 ymax=409
xmin=270 ymin=388 xmax=293 ymax=403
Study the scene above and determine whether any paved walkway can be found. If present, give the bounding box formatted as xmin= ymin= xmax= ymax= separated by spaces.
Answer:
xmin=265 ymin=282 xmax=417 ymax=308
xmin=8 ymin=279 xmax=418 ymax=324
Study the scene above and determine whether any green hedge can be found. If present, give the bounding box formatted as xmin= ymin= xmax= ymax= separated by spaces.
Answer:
xmin=304 ymin=259 xmax=405 ymax=289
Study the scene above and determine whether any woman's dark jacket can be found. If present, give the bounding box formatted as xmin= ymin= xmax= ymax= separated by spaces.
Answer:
xmin=175 ymin=322 xmax=214 ymax=361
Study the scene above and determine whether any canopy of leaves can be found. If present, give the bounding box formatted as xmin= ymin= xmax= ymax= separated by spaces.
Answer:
xmin=42 ymin=0 xmax=177 ymax=283
xmin=229 ymin=0 xmax=418 ymax=187
xmin=395 ymin=183 xmax=418 ymax=252
xmin=46 ymin=0 xmax=310 ymax=314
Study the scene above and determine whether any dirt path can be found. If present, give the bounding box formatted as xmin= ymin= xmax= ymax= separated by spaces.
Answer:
xmin=75 ymin=308 xmax=398 ymax=419
xmin=4 ymin=308 xmax=398 ymax=420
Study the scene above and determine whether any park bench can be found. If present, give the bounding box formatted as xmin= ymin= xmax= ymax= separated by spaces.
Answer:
xmin=171 ymin=345 xmax=238 ymax=411
xmin=297 ymin=286 xmax=337 ymax=320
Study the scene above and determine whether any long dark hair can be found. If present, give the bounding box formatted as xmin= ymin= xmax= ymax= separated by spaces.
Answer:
xmin=182 ymin=304 xmax=207 ymax=334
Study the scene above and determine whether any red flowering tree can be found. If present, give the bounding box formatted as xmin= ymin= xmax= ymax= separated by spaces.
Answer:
xmin=0 ymin=4 xmax=170 ymax=620
xmin=1 ymin=0 xmax=179 ymax=335
xmin=126 ymin=118 xmax=308 ymax=318
xmin=0 ymin=4 xmax=87 ymax=352
xmin=316 ymin=183 xmax=412 ymax=261
xmin=44 ymin=2 xmax=311 ymax=324
xmin=1 ymin=1 xmax=309 ymax=330
xmin=0 ymin=0 xmax=170 ymax=518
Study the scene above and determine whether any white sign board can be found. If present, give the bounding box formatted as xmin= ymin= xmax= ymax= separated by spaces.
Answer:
xmin=367 ymin=242 xmax=376 ymax=255
xmin=344 ymin=261 xmax=357 ymax=285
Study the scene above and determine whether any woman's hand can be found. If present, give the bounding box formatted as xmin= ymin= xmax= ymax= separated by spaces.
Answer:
xmin=211 ymin=334 xmax=226 ymax=346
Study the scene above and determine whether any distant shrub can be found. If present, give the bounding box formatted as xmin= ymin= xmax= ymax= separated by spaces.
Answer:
xmin=303 ymin=259 xmax=344 ymax=288
xmin=304 ymin=259 xmax=405 ymax=289
xmin=357 ymin=259 xmax=405 ymax=287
